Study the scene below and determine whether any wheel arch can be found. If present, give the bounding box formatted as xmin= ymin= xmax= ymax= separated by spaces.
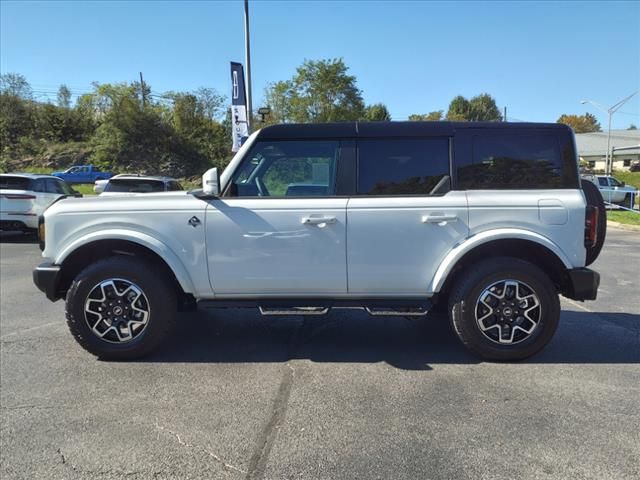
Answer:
xmin=431 ymin=229 xmax=572 ymax=299
xmin=55 ymin=232 xmax=195 ymax=303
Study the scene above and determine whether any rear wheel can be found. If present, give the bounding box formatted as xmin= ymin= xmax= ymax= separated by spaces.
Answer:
xmin=581 ymin=180 xmax=606 ymax=266
xmin=65 ymin=256 xmax=176 ymax=360
xmin=449 ymin=257 xmax=560 ymax=361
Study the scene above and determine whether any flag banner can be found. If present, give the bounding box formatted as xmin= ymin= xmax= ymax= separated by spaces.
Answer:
xmin=230 ymin=62 xmax=249 ymax=152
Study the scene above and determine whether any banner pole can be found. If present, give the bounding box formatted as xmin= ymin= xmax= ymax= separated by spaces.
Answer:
xmin=244 ymin=0 xmax=253 ymax=132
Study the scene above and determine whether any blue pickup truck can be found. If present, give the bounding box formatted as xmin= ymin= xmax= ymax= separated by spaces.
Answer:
xmin=51 ymin=165 xmax=114 ymax=184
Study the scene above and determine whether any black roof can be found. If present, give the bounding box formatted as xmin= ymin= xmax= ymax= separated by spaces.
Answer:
xmin=257 ymin=121 xmax=570 ymax=139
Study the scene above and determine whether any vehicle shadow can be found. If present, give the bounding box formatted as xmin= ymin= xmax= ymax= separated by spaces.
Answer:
xmin=0 ymin=231 xmax=38 ymax=244
xmin=142 ymin=309 xmax=640 ymax=369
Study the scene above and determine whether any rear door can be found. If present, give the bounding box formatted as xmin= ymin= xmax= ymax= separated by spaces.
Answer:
xmin=206 ymin=139 xmax=348 ymax=295
xmin=346 ymin=137 xmax=469 ymax=295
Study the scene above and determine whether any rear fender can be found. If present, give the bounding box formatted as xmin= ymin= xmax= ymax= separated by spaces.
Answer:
xmin=429 ymin=228 xmax=573 ymax=293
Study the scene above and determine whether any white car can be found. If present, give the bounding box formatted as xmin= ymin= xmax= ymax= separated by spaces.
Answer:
xmin=33 ymin=122 xmax=604 ymax=361
xmin=94 ymin=175 xmax=183 ymax=195
xmin=0 ymin=174 xmax=79 ymax=233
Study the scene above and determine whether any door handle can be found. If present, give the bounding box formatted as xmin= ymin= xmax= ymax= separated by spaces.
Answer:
xmin=422 ymin=214 xmax=458 ymax=224
xmin=302 ymin=216 xmax=337 ymax=225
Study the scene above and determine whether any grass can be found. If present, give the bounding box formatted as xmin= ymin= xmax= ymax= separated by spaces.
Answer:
xmin=72 ymin=184 xmax=97 ymax=196
xmin=608 ymin=210 xmax=640 ymax=226
xmin=612 ymin=171 xmax=640 ymax=190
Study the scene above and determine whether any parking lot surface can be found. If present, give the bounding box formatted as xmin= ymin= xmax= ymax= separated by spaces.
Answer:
xmin=1 ymin=228 xmax=639 ymax=480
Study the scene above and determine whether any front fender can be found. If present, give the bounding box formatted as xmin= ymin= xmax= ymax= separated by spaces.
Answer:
xmin=429 ymin=228 xmax=573 ymax=293
xmin=55 ymin=229 xmax=196 ymax=294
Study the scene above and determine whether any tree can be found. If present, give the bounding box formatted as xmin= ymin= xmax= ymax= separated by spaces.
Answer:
xmin=408 ymin=110 xmax=443 ymax=121
xmin=446 ymin=95 xmax=470 ymax=121
xmin=0 ymin=73 xmax=32 ymax=99
xmin=468 ymin=93 xmax=502 ymax=121
xmin=628 ymin=124 xmax=637 ymax=130
xmin=264 ymin=58 xmax=365 ymax=123
xmin=556 ymin=113 xmax=601 ymax=133
xmin=195 ymin=87 xmax=225 ymax=121
xmin=446 ymin=94 xmax=502 ymax=121
xmin=57 ymin=85 xmax=72 ymax=108
xmin=364 ymin=103 xmax=391 ymax=121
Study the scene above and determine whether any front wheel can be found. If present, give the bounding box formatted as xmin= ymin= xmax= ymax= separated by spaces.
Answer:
xmin=448 ymin=257 xmax=560 ymax=361
xmin=65 ymin=256 xmax=176 ymax=360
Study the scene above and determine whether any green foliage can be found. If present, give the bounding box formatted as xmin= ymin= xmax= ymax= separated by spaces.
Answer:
xmin=57 ymin=85 xmax=72 ymax=108
xmin=446 ymin=94 xmax=502 ymax=121
xmin=0 ymin=73 xmax=32 ymax=99
xmin=264 ymin=58 xmax=365 ymax=123
xmin=0 ymin=73 xmax=230 ymax=176
xmin=628 ymin=124 xmax=637 ymax=130
xmin=556 ymin=113 xmax=601 ymax=133
xmin=364 ymin=103 xmax=391 ymax=121
xmin=408 ymin=111 xmax=443 ymax=121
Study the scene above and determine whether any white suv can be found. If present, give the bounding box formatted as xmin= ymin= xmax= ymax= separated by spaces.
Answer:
xmin=33 ymin=122 xmax=604 ymax=361
xmin=0 ymin=174 xmax=79 ymax=233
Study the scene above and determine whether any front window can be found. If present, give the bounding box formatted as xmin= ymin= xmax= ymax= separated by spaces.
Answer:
xmin=227 ymin=140 xmax=339 ymax=197
xmin=609 ymin=177 xmax=623 ymax=187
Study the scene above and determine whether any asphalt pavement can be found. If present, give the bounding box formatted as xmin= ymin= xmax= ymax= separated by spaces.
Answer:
xmin=1 ymin=228 xmax=638 ymax=480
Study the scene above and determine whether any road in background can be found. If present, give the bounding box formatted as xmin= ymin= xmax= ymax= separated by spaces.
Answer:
xmin=1 ymin=229 xmax=638 ymax=480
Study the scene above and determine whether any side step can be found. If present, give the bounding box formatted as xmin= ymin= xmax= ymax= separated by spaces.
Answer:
xmin=198 ymin=298 xmax=432 ymax=317
xmin=258 ymin=306 xmax=330 ymax=316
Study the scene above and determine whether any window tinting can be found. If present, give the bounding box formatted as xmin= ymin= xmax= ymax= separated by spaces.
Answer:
xmin=357 ymin=138 xmax=450 ymax=195
xmin=0 ymin=176 xmax=32 ymax=190
xmin=45 ymin=179 xmax=69 ymax=194
xmin=104 ymin=179 xmax=166 ymax=193
xmin=457 ymin=133 xmax=577 ymax=189
xmin=229 ymin=140 xmax=339 ymax=197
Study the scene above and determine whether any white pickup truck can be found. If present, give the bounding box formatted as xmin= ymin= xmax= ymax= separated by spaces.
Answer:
xmin=33 ymin=122 xmax=605 ymax=361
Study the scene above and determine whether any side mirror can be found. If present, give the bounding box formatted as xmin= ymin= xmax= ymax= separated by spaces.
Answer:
xmin=203 ymin=167 xmax=220 ymax=196
xmin=621 ymin=182 xmax=626 ymax=187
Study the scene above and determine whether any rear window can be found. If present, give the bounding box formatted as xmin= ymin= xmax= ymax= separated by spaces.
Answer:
xmin=456 ymin=131 xmax=579 ymax=189
xmin=357 ymin=138 xmax=450 ymax=195
xmin=0 ymin=176 xmax=32 ymax=190
xmin=104 ymin=179 xmax=166 ymax=193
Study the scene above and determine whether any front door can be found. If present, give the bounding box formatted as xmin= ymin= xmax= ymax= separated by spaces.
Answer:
xmin=347 ymin=137 xmax=469 ymax=295
xmin=206 ymin=139 xmax=348 ymax=295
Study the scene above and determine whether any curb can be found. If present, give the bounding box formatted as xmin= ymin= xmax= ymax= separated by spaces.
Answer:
xmin=607 ymin=220 xmax=640 ymax=232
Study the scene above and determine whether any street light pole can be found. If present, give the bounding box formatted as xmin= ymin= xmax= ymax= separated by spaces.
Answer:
xmin=244 ymin=0 xmax=253 ymax=132
xmin=581 ymin=91 xmax=638 ymax=175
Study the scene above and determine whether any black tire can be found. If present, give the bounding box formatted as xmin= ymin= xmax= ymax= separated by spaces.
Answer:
xmin=581 ymin=180 xmax=606 ymax=266
xmin=65 ymin=256 xmax=176 ymax=360
xmin=448 ymin=257 xmax=560 ymax=361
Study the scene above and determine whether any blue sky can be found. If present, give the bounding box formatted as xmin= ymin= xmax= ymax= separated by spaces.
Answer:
xmin=1 ymin=0 xmax=639 ymax=128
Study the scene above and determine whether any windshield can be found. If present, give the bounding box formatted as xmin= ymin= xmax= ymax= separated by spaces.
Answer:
xmin=104 ymin=179 xmax=165 ymax=193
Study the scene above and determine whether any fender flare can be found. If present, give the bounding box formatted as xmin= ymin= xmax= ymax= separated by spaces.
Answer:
xmin=55 ymin=229 xmax=196 ymax=294
xmin=429 ymin=228 xmax=573 ymax=293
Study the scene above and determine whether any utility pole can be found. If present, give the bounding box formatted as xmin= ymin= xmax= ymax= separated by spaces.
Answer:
xmin=139 ymin=72 xmax=146 ymax=108
xmin=244 ymin=0 xmax=253 ymax=131
xmin=504 ymin=106 xmax=507 ymax=122
xmin=581 ymin=91 xmax=638 ymax=176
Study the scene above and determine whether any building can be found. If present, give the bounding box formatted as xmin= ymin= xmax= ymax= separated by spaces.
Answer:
xmin=575 ymin=129 xmax=640 ymax=172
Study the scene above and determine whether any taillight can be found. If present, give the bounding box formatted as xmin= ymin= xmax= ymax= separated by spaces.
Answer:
xmin=585 ymin=206 xmax=598 ymax=248
xmin=1 ymin=194 xmax=36 ymax=200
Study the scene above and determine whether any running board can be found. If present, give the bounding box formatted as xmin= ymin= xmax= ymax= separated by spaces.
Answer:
xmin=198 ymin=298 xmax=432 ymax=317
